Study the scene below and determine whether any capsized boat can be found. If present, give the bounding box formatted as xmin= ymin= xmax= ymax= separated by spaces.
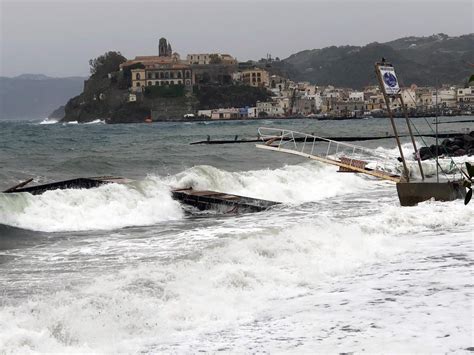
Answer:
xmin=254 ymin=60 xmax=468 ymax=206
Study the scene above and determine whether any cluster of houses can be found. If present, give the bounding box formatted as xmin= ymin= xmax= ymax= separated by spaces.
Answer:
xmin=121 ymin=37 xmax=474 ymax=119
xmin=199 ymin=80 xmax=474 ymax=119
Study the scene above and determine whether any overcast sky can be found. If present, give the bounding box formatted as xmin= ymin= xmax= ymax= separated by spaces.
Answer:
xmin=1 ymin=0 xmax=472 ymax=77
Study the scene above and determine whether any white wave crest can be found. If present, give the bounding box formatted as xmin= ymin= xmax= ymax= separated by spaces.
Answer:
xmin=0 ymin=218 xmax=400 ymax=353
xmin=0 ymin=179 xmax=183 ymax=232
xmin=85 ymin=119 xmax=105 ymax=124
xmin=39 ymin=118 xmax=58 ymax=125
xmin=166 ymin=162 xmax=376 ymax=203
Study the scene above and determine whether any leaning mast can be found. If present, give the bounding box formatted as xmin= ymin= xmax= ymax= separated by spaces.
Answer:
xmin=374 ymin=60 xmax=425 ymax=182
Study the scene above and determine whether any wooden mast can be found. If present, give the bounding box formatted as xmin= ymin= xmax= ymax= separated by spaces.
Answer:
xmin=399 ymin=93 xmax=425 ymax=180
xmin=374 ymin=61 xmax=410 ymax=182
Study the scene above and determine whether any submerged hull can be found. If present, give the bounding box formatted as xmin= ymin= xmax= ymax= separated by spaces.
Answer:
xmin=171 ymin=188 xmax=280 ymax=213
xmin=2 ymin=177 xmax=130 ymax=195
xmin=396 ymin=181 xmax=465 ymax=206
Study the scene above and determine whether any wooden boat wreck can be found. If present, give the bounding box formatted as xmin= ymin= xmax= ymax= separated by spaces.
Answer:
xmin=171 ymin=188 xmax=280 ymax=213
xmin=2 ymin=176 xmax=131 ymax=195
xmin=254 ymin=61 xmax=468 ymax=206
xmin=373 ymin=60 xmax=466 ymax=205
xmin=2 ymin=177 xmax=278 ymax=214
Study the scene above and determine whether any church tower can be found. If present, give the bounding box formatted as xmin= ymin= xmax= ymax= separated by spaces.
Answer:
xmin=159 ymin=37 xmax=169 ymax=57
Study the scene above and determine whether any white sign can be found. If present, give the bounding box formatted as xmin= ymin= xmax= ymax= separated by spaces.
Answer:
xmin=378 ymin=66 xmax=400 ymax=95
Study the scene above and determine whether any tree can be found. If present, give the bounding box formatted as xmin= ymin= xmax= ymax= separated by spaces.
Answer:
xmin=89 ymin=51 xmax=127 ymax=78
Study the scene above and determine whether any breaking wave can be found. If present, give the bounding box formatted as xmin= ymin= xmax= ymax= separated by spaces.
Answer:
xmin=374 ymin=142 xmax=474 ymax=179
xmin=166 ymin=162 xmax=376 ymax=204
xmin=0 ymin=179 xmax=183 ymax=232
xmin=85 ymin=119 xmax=105 ymax=124
xmin=0 ymin=218 xmax=401 ymax=353
xmin=39 ymin=118 xmax=58 ymax=125
xmin=0 ymin=162 xmax=377 ymax=232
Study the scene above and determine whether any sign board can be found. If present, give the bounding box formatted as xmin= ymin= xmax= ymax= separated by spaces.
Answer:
xmin=378 ymin=65 xmax=400 ymax=95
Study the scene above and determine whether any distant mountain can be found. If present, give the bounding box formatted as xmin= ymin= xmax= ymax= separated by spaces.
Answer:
xmin=0 ymin=75 xmax=86 ymax=120
xmin=279 ymin=33 xmax=474 ymax=89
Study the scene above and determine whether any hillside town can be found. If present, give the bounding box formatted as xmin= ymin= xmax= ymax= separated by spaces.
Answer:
xmin=117 ymin=37 xmax=473 ymax=121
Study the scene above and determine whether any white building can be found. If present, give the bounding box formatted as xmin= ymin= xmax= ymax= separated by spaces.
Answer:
xmin=432 ymin=88 xmax=457 ymax=108
xmin=348 ymin=91 xmax=364 ymax=102
xmin=314 ymin=92 xmax=323 ymax=111
xmin=198 ymin=110 xmax=212 ymax=118
xmin=400 ymin=88 xmax=417 ymax=109
xmin=457 ymin=86 xmax=474 ymax=104
xmin=256 ymin=101 xmax=284 ymax=117
xmin=187 ymin=53 xmax=237 ymax=65
xmin=247 ymin=107 xmax=257 ymax=118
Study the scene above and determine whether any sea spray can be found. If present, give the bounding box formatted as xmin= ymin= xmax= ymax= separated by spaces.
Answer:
xmin=0 ymin=179 xmax=183 ymax=232
xmin=0 ymin=162 xmax=384 ymax=232
xmin=39 ymin=118 xmax=59 ymax=125
xmin=166 ymin=162 xmax=376 ymax=203
xmin=0 ymin=218 xmax=401 ymax=353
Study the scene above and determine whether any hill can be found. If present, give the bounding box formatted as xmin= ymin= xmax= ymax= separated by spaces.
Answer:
xmin=279 ymin=33 xmax=474 ymax=89
xmin=0 ymin=75 xmax=85 ymax=119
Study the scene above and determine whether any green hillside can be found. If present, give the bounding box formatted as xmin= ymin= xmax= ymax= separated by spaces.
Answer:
xmin=280 ymin=33 xmax=473 ymax=88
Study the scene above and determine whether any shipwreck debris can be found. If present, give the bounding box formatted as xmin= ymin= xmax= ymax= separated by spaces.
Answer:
xmin=171 ymin=188 xmax=280 ymax=213
xmin=2 ymin=177 xmax=130 ymax=195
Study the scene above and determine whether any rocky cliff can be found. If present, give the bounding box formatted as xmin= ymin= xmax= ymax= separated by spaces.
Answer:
xmin=61 ymin=75 xmax=271 ymax=123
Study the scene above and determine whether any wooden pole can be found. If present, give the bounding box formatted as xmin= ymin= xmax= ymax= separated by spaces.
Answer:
xmin=399 ymin=94 xmax=425 ymax=180
xmin=3 ymin=178 xmax=34 ymax=193
xmin=374 ymin=62 xmax=410 ymax=182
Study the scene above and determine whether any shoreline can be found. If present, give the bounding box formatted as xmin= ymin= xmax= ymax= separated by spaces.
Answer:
xmin=93 ymin=112 xmax=474 ymax=125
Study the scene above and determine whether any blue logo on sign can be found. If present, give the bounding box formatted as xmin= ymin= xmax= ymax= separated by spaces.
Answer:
xmin=383 ymin=72 xmax=398 ymax=87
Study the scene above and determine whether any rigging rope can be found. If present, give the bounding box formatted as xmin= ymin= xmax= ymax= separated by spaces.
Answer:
xmin=398 ymin=84 xmax=464 ymax=181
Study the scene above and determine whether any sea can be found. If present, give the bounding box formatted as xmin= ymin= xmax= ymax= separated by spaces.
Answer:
xmin=0 ymin=116 xmax=473 ymax=353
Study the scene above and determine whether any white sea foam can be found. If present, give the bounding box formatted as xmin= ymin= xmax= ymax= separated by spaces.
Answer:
xmin=39 ymin=118 xmax=58 ymax=125
xmin=0 ymin=168 xmax=472 ymax=352
xmin=0 ymin=163 xmax=374 ymax=232
xmin=166 ymin=162 xmax=376 ymax=203
xmin=374 ymin=142 xmax=474 ymax=179
xmin=85 ymin=119 xmax=105 ymax=124
xmin=0 ymin=218 xmax=402 ymax=353
xmin=0 ymin=179 xmax=183 ymax=232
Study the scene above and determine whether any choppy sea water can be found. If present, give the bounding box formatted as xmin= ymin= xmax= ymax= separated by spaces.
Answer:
xmin=0 ymin=117 xmax=473 ymax=353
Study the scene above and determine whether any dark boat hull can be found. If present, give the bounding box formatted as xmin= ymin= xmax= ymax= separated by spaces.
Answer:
xmin=172 ymin=188 xmax=280 ymax=213
xmin=3 ymin=177 xmax=129 ymax=195
xmin=396 ymin=181 xmax=466 ymax=206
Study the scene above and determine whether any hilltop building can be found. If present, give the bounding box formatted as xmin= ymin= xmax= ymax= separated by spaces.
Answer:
xmin=159 ymin=37 xmax=173 ymax=57
xmin=241 ymin=68 xmax=270 ymax=88
xmin=119 ymin=37 xmax=195 ymax=92
xmin=187 ymin=53 xmax=237 ymax=65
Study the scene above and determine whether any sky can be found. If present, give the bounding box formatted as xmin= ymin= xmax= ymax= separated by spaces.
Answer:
xmin=1 ymin=0 xmax=473 ymax=77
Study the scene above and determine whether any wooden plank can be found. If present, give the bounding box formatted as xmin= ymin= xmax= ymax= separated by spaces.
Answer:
xmin=339 ymin=157 xmax=367 ymax=172
xmin=171 ymin=188 xmax=280 ymax=213
xmin=256 ymin=144 xmax=401 ymax=183
xmin=3 ymin=178 xmax=34 ymax=193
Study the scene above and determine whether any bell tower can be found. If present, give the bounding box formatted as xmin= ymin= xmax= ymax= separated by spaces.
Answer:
xmin=159 ymin=37 xmax=168 ymax=57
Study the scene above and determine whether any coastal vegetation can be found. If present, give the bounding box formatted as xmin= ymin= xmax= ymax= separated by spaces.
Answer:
xmin=194 ymin=85 xmax=271 ymax=110
xmin=59 ymin=50 xmax=273 ymax=123
xmin=89 ymin=51 xmax=126 ymax=78
xmin=278 ymin=34 xmax=473 ymax=89
xmin=145 ymin=84 xmax=185 ymax=98
xmin=2 ymin=34 xmax=472 ymax=121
